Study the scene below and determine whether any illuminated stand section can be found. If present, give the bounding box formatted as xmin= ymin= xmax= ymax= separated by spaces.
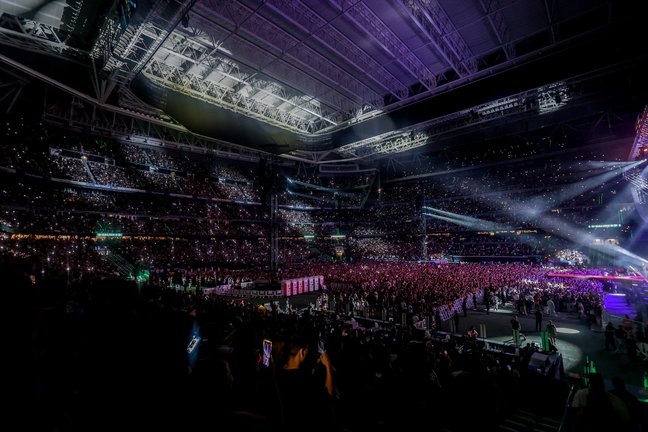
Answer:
xmin=627 ymin=106 xmax=648 ymax=217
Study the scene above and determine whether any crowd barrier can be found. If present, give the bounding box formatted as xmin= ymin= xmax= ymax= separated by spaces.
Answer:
xmin=436 ymin=289 xmax=484 ymax=322
xmin=203 ymin=284 xmax=284 ymax=297
xmin=202 ymin=277 xmax=326 ymax=298
xmin=203 ymin=284 xmax=233 ymax=295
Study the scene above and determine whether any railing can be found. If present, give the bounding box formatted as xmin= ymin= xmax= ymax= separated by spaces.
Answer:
xmin=103 ymin=253 xmax=135 ymax=278
xmin=558 ymin=383 xmax=576 ymax=432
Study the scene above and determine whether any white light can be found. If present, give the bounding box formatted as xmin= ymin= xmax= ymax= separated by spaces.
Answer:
xmin=217 ymin=46 xmax=232 ymax=56
xmin=556 ymin=327 xmax=580 ymax=334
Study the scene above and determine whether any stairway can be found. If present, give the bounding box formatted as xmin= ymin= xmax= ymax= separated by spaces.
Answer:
xmin=83 ymin=159 xmax=97 ymax=183
xmin=497 ymin=410 xmax=560 ymax=432
xmin=103 ymin=253 xmax=136 ymax=279
xmin=603 ymin=293 xmax=636 ymax=319
xmin=142 ymin=149 xmax=154 ymax=167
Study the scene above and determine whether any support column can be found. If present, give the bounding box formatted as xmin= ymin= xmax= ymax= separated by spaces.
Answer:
xmin=270 ymin=193 xmax=279 ymax=272
xmin=421 ymin=199 xmax=427 ymax=260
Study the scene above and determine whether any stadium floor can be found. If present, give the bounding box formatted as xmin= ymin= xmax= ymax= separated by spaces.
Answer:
xmin=251 ymin=293 xmax=647 ymax=393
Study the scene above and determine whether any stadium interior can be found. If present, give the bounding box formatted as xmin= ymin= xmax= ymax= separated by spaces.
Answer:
xmin=4 ymin=1 xmax=648 ymax=431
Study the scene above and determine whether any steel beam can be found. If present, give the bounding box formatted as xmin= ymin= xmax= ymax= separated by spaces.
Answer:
xmin=43 ymin=94 xmax=271 ymax=162
xmin=0 ymin=79 xmax=22 ymax=113
xmin=338 ymin=65 xmax=622 ymax=161
xmin=188 ymin=12 xmax=354 ymax=118
xmin=196 ymin=0 xmax=382 ymax=110
xmin=336 ymin=81 xmax=559 ymax=158
xmin=95 ymin=0 xmax=198 ymax=103
xmin=329 ymin=0 xmax=437 ymax=89
xmin=337 ymin=131 xmax=430 ymax=158
xmin=144 ymin=30 xmax=341 ymax=134
xmin=265 ymin=0 xmax=409 ymax=99
xmin=153 ymin=28 xmax=340 ymax=125
xmin=397 ymin=0 xmax=476 ymax=76
xmin=543 ymin=0 xmax=558 ymax=44
xmin=0 ymin=12 xmax=89 ymax=63
xmin=0 ymin=50 xmax=271 ymax=160
xmin=479 ymin=0 xmax=514 ymax=60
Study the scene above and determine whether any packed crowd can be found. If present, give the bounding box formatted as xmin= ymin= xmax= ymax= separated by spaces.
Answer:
xmin=20 ymin=253 xmax=627 ymax=432
xmin=0 ymin=235 xmax=271 ymax=273
xmin=5 ymin=95 xmax=645 ymax=431
xmin=276 ymin=262 xmax=605 ymax=321
xmin=554 ymin=249 xmax=591 ymax=265
xmin=22 ymin=261 xmax=576 ymax=432
xmin=0 ymin=117 xmax=636 ymax=276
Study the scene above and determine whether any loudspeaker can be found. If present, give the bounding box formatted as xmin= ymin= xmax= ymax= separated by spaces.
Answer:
xmin=528 ymin=351 xmax=561 ymax=377
xmin=528 ymin=352 xmax=550 ymax=372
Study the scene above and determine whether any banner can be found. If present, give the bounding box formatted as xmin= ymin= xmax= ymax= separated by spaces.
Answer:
xmin=436 ymin=290 xmax=483 ymax=323
xmin=280 ymin=275 xmax=325 ymax=297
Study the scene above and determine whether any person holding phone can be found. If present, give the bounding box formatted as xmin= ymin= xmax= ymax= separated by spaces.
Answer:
xmin=276 ymin=336 xmax=335 ymax=431
xmin=262 ymin=339 xmax=272 ymax=367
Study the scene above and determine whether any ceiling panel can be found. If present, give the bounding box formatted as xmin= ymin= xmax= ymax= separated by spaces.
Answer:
xmin=0 ymin=0 xmax=638 ymax=158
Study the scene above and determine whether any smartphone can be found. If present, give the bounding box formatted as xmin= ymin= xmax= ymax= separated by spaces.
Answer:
xmin=187 ymin=335 xmax=201 ymax=354
xmin=262 ymin=339 xmax=272 ymax=367
xmin=317 ymin=339 xmax=325 ymax=354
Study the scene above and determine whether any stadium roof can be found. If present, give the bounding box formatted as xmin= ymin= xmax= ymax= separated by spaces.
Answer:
xmin=0 ymin=0 xmax=646 ymax=161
